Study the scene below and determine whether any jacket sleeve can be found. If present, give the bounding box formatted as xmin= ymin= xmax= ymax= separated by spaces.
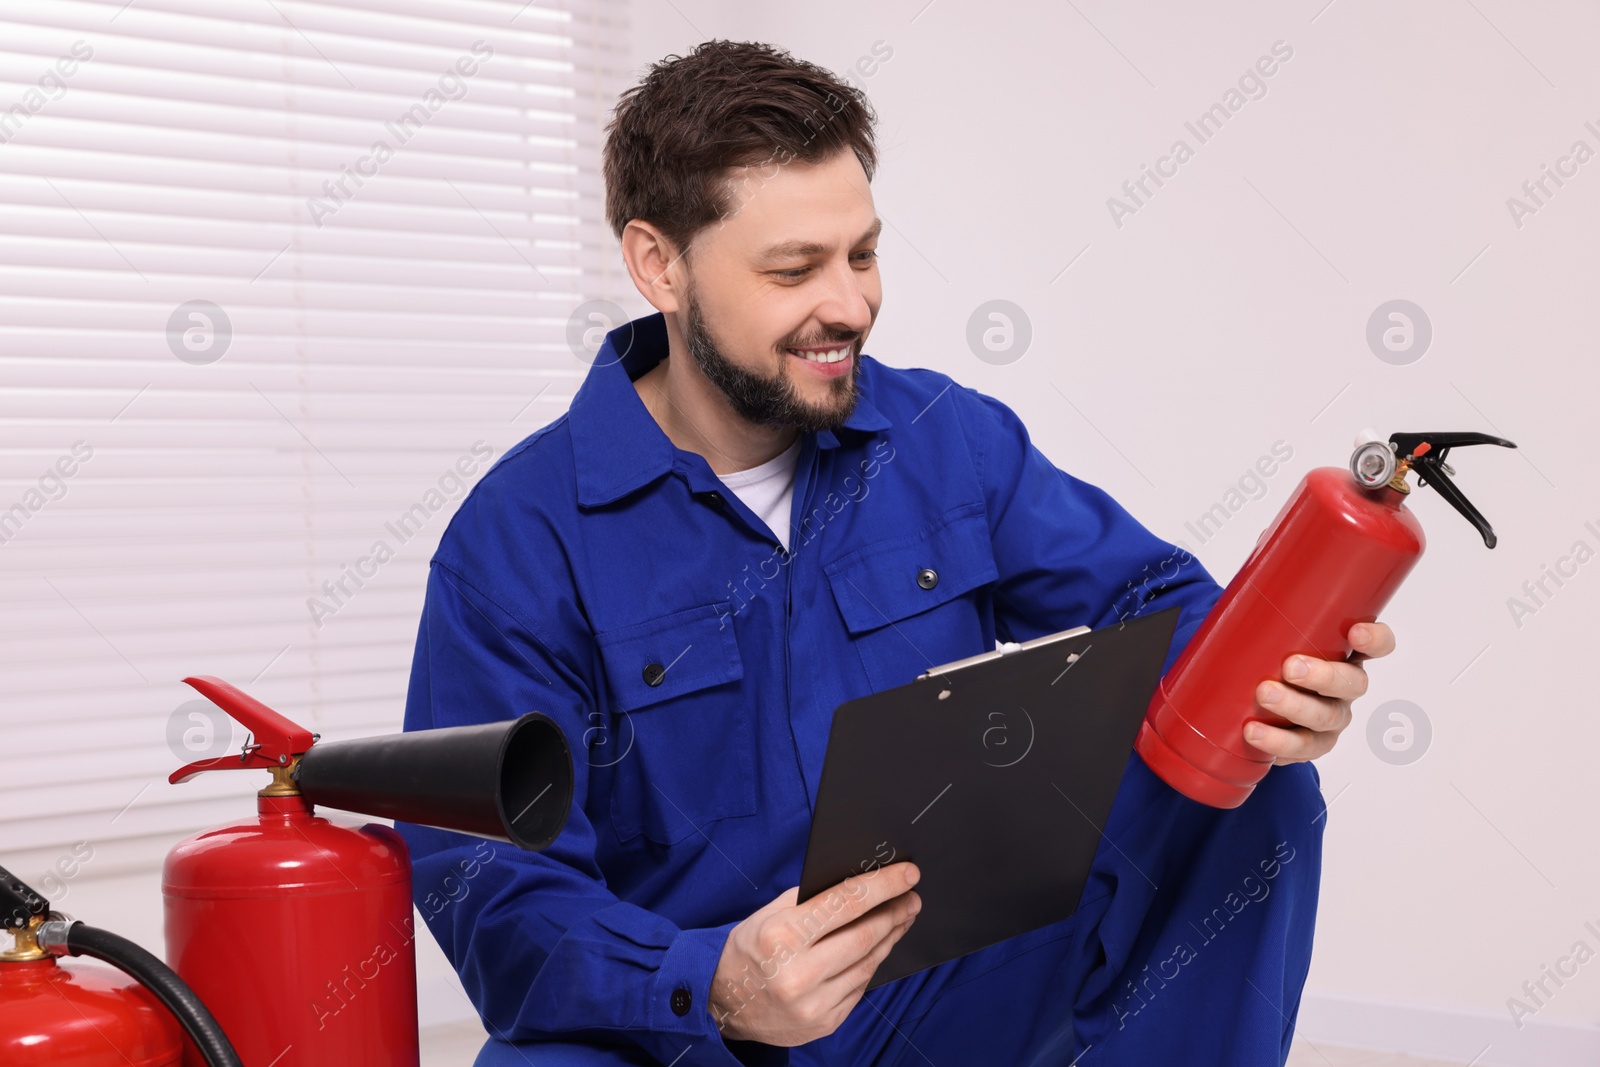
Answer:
xmin=396 ymin=561 xmax=786 ymax=1067
xmin=953 ymin=385 xmax=1224 ymax=674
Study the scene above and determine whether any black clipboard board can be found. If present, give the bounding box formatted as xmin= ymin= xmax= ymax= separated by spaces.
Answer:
xmin=797 ymin=606 xmax=1180 ymax=989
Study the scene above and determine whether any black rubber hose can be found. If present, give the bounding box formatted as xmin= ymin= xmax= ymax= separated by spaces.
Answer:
xmin=63 ymin=923 xmax=243 ymax=1067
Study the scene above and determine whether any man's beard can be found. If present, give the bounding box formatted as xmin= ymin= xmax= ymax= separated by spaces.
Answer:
xmin=683 ymin=286 xmax=861 ymax=432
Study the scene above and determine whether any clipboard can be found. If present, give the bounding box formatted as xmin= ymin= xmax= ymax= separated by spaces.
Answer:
xmin=797 ymin=605 xmax=1181 ymax=989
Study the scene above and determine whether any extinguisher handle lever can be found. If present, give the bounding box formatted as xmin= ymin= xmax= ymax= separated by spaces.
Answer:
xmin=1413 ymin=460 xmax=1500 ymax=548
xmin=1 ymin=864 xmax=50 ymax=929
xmin=168 ymin=675 xmax=317 ymax=784
xmin=1389 ymin=431 xmax=1516 ymax=459
xmin=1388 ymin=432 xmax=1517 ymax=550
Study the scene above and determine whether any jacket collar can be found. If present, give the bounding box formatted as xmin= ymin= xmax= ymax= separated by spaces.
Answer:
xmin=569 ymin=312 xmax=891 ymax=507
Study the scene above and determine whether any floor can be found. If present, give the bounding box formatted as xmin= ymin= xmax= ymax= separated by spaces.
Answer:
xmin=419 ymin=1021 xmax=1473 ymax=1066
xmin=421 ymin=1020 xmax=491 ymax=1065
xmin=1284 ymin=1045 xmax=1465 ymax=1067
xmin=1280 ymin=1043 xmax=1465 ymax=1067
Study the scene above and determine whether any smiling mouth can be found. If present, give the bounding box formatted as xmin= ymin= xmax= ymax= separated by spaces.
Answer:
xmin=786 ymin=344 xmax=853 ymax=364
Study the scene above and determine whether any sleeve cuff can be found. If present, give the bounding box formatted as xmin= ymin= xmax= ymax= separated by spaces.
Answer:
xmin=645 ymin=921 xmax=790 ymax=1067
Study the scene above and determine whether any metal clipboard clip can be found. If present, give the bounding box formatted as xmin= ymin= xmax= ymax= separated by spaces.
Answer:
xmin=916 ymin=624 xmax=1092 ymax=683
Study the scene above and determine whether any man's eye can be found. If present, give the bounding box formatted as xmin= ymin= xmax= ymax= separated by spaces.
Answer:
xmin=773 ymin=252 xmax=875 ymax=280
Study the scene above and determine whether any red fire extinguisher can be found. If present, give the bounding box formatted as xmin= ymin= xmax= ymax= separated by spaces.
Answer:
xmin=1135 ymin=431 xmax=1516 ymax=809
xmin=163 ymin=676 xmax=574 ymax=1066
xmin=164 ymin=677 xmax=417 ymax=1067
xmin=2 ymin=862 xmax=239 ymax=1065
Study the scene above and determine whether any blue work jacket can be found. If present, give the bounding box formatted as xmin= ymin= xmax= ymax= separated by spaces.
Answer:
xmin=397 ymin=312 xmax=1226 ymax=1065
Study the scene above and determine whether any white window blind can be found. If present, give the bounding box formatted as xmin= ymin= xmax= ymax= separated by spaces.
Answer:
xmin=0 ymin=0 xmax=635 ymax=890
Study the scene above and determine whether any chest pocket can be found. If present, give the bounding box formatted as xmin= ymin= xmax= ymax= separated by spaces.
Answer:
xmin=824 ymin=502 xmax=1000 ymax=692
xmin=594 ymin=601 xmax=756 ymax=846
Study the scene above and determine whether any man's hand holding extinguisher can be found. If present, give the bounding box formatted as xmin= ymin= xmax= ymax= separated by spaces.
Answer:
xmin=1249 ymin=621 xmax=1397 ymax=765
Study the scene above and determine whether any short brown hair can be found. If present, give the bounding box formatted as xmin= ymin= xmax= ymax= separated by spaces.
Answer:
xmin=603 ymin=40 xmax=878 ymax=252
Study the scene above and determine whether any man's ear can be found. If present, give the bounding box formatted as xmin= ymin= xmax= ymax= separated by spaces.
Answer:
xmin=620 ymin=220 xmax=688 ymax=315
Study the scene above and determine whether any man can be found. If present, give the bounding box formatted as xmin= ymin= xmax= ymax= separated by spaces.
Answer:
xmin=397 ymin=40 xmax=1393 ymax=1066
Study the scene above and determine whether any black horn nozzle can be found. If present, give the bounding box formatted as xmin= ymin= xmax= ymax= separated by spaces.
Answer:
xmin=294 ymin=712 xmax=574 ymax=852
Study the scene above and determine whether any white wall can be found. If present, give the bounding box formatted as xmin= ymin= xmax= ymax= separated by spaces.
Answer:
xmin=627 ymin=1 xmax=1597 ymax=1063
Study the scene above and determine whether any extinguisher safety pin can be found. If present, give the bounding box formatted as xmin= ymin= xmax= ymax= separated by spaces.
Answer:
xmin=235 ymin=732 xmax=288 ymax=765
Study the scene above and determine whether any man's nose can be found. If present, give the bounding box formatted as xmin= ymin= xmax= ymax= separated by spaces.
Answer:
xmin=812 ymin=259 xmax=874 ymax=336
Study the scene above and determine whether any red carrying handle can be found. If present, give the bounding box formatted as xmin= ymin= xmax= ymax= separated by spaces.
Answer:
xmin=168 ymin=675 xmax=316 ymax=784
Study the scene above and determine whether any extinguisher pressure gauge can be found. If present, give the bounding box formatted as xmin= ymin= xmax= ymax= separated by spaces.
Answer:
xmin=1350 ymin=440 xmax=1397 ymax=489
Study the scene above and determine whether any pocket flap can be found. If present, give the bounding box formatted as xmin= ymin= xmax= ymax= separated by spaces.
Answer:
xmin=825 ymin=504 xmax=999 ymax=635
xmin=595 ymin=601 xmax=742 ymax=713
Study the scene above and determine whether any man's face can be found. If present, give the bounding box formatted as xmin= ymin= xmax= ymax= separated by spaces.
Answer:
xmin=673 ymin=149 xmax=882 ymax=432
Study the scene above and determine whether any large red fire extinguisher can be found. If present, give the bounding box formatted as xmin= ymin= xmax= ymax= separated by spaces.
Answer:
xmin=163 ymin=675 xmax=574 ymax=1066
xmin=1136 ymin=431 xmax=1516 ymax=809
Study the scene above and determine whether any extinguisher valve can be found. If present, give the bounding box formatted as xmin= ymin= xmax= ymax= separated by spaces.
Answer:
xmin=1 ymin=865 xmax=75 ymax=963
xmin=1349 ymin=431 xmax=1517 ymax=549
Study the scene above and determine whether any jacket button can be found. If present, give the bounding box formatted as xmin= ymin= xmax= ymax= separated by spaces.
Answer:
xmin=917 ymin=567 xmax=939 ymax=590
xmin=642 ymin=662 xmax=666 ymax=686
xmin=670 ymin=987 xmax=692 ymax=1016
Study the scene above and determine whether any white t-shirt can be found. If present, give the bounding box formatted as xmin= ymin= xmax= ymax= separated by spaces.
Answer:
xmin=718 ymin=438 xmax=802 ymax=551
